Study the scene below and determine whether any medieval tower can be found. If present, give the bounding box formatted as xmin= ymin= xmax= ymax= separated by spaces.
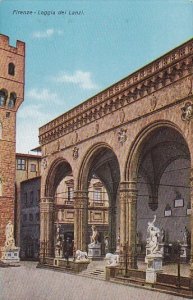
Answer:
xmin=0 ymin=34 xmax=25 ymax=253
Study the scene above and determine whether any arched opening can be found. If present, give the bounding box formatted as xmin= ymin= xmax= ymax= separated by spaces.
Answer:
xmin=44 ymin=159 xmax=74 ymax=258
xmin=8 ymin=92 xmax=17 ymax=109
xmin=79 ymin=144 xmax=120 ymax=254
xmin=127 ymin=124 xmax=191 ymax=274
xmin=0 ymin=89 xmax=8 ymax=107
xmin=8 ymin=63 xmax=15 ymax=76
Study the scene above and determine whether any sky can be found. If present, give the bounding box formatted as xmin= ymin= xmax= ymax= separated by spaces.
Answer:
xmin=0 ymin=0 xmax=193 ymax=153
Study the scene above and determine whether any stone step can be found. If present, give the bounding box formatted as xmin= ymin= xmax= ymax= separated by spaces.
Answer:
xmin=80 ymin=266 xmax=105 ymax=280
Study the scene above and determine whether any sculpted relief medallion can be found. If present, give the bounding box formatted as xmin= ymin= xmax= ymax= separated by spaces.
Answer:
xmin=42 ymin=158 xmax=48 ymax=169
xmin=73 ymin=146 xmax=79 ymax=160
xmin=118 ymin=128 xmax=127 ymax=145
xmin=181 ymin=102 xmax=193 ymax=122
xmin=119 ymin=109 xmax=125 ymax=124
xmin=150 ymin=94 xmax=157 ymax=111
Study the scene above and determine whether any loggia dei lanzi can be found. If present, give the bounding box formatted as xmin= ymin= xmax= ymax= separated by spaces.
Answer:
xmin=12 ymin=10 xmax=84 ymax=16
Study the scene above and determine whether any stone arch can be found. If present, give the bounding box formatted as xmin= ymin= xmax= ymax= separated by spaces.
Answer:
xmin=125 ymin=120 xmax=191 ymax=182
xmin=77 ymin=142 xmax=121 ymax=252
xmin=45 ymin=157 xmax=73 ymax=199
xmin=78 ymin=142 xmax=120 ymax=191
xmin=124 ymin=120 xmax=191 ymax=269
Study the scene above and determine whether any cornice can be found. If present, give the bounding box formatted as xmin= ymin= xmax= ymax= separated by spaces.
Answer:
xmin=39 ymin=39 xmax=193 ymax=146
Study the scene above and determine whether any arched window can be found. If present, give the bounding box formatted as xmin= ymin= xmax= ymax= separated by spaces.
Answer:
xmin=0 ymin=122 xmax=2 ymax=139
xmin=0 ymin=89 xmax=7 ymax=107
xmin=8 ymin=92 xmax=17 ymax=109
xmin=8 ymin=63 xmax=15 ymax=76
xmin=0 ymin=178 xmax=2 ymax=196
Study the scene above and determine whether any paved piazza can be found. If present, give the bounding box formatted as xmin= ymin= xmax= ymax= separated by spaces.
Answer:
xmin=0 ymin=262 xmax=189 ymax=300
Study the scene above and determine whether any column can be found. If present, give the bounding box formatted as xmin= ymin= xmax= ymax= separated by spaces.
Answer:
xmin=119 ymin=182 xmax=128 ymax=267
xmin=127 ymin=180 xmax=138 ymax=269
xmin=74 ymin=190 xmax=88 ymax=252
xmin=119 ymin=181 xmax=138 ymax=269
xmin=108 ymin=198 xmax=117 ymax=253
xmin=40 ymin=197 xmax=54 ymax=261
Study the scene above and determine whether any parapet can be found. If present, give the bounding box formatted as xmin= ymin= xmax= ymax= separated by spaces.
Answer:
xmin=0 ymin=34 xmax=25 ymax=56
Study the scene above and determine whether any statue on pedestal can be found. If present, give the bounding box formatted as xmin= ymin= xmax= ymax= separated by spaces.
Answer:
xmin=5 ymin=220 xmax=15 ymax=249
xmin=1 ymin=220 xmax=20 ymax=264
xmin=183 ymin=226 xmax=190 ymax=246
xmin=90 ymin=225 xmax=99 ymax=245
xmin=146 ymin=215 xmax=160 ymax=255
xmin=160 ymin=227 xmax=165 ymax=243
xmin=55 ymin=224 xmax=62 ymax=258
xmin=88 ymin=225 xmax=101 ymax=258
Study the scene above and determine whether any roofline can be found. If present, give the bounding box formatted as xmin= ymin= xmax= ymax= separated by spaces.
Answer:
xmin=16 ymin=153 xmax=41 ymax=159
xmin=39 ymin=37 xmax=193 ymax=130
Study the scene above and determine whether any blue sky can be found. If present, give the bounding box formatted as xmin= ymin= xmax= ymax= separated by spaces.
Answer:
xmin=0 ymin=0 xmax=192 ymax=153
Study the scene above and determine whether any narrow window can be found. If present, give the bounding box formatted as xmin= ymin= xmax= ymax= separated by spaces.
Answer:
xmin=17 ymin=158 xmax=26 ymax=170
xmin=0 ymin=90 xmax=7 ymax=107
xmin=67 ymin=187 xmax=74 ymax=201
xmin=93 ymin=188 xmax=102 ymax=201
xmin=30 ymin=164 xmax=36 ymax=172
xmin=8 ymin=92 xmax=17 ymax=109
xmin=8 ymin=63 xmax=15 ymax=76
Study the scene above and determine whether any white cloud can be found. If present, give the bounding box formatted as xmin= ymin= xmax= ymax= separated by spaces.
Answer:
xmin=16 ymin=103 xmax=56 ymax=153
xmin=26 ymin=88 xmax=65 ymax=107
xmin=27 ymin=88 xmax=58 ymax=101
xmin=18 ymin=104 xmax=47 ymax=120
xmin=52 ymin=70 xmax=99 ymax=90
xmin=32 ymin=29 xmax=63 ymax=39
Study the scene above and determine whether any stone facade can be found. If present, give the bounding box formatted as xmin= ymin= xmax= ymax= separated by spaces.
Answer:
xmin=15 ymin=153 xmax=41 ymax=246
xmin=20 ymin=176 xmax=40 ymax=260
xmin=0 ymin=34 xmax=25 ymax=255
xmin=39 ymin=38 xmax=193 ymax=278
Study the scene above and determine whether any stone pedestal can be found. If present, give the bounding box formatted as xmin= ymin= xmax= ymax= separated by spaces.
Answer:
xmin=88 ymin=242 xmax=101 ymax=259
xmin=55 ymin=246 xmax=63 ymax=258
xmin=145 ymin=254 xmax=163 ymax=284
xmin=1 ymin=247 xmax=20 ymax=265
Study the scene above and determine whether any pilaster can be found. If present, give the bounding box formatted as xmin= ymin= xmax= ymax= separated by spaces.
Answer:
xmin=74 ymin=190 xmax=88 ymax=252
xmin=40 ymin=197 xmax=54 ymax=259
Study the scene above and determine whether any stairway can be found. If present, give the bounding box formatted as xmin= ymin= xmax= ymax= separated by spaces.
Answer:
xmin=80 ymin=260 xmax=106 ymax=281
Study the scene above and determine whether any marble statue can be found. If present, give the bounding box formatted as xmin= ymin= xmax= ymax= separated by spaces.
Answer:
xmin=55 ymin=224 xmax=62 ymax=257
xmin=88 ymin=225 xmax=101 ymax=258
xmin=146 ymin=215 xmax=160 ymax=255
xmin=160 ymin=227 xmax=165 ymax=243
xmin=5 ymin=220 xmax=15 ymax=249
xmin=183 ymin=226 xmax=190 ymax=245
xmin=105 ymin=253 xmax=119 ymax=266
xmin=75 ymin=250 xmax=88 ymax=261
xmin=90 ymin=225 xmax=99 ymax=245
xmin=104 ymin=236 xmax=109 ymax=253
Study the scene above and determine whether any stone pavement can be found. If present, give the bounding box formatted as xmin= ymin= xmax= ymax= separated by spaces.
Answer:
xmin=0 ymin=261 xmax=190 ymax=300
